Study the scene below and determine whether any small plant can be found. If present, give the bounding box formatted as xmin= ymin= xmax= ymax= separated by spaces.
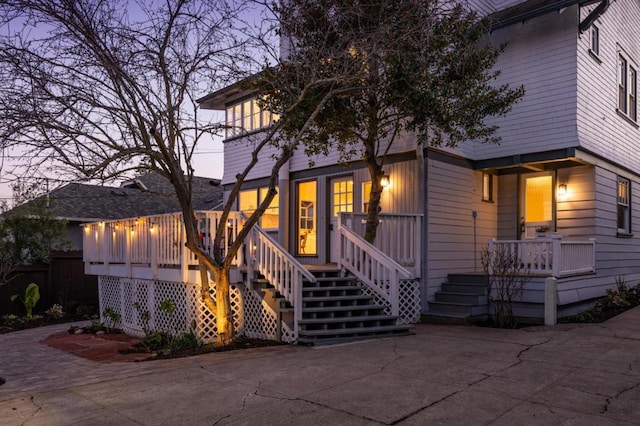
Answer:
xmin=11 ymin=282 xmax=40 ymax=319
xmin=45 ymin=304 xmax=66 ymax=319
xmin=169 ymin=329 xmax=201 ymax=353
xmin=482 ymin=245 xmax=530 ymax=328
xmin=133 ymin=301 xmax=151 ymax=335
xmin=2 ymin=314 xmax=20 ymax=327
xmin=85 ymin=320 xmax=107 ymax=334
xmin=76 ymin=304 xmax=99 ymax=320
xmin=102 ymin=307 xmax=121 ymax=333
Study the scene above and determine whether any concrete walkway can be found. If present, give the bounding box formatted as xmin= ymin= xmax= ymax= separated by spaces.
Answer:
xmin=1 ymin=308 xmax=640 ymax=425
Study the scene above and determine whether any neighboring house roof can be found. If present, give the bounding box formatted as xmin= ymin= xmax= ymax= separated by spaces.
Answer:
xmin=5 ymin=173 xmax=223 ymax=222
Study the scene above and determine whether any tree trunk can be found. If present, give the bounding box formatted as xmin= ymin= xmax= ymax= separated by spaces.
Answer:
xmin=364 ymin=164 xmax=384 ymax=244
xmin=212 ymin=265 xmax=234 ymax=345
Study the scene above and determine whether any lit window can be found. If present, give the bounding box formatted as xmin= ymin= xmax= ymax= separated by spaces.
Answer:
xmin=618 ymin=51 xmax=638 ymax=122
xmin=239 ymin=187 xmax=279 ymax=229
xmin=332 ymin=179 xmax=353 ymax=217
xmin=482 ymin=173 xmax=494 ymax=202
xmin=590 ymin=25 xmax=599 ymax=57
xmin=297 ymin=180 xmax=317 ymax=255
xmin=225 ymin=97 xmax=278 ymax=139
xmin=617 ymin=176 xmax=631 ymax=235
xmin=362 ymin=181 xmax=371 ymax=212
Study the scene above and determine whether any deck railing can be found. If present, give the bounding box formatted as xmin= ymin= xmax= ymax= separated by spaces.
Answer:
xmin=488 ymin=235 xmax=596 ymax=277
xmin=83 ymin=211 xmax=246 ymax=272
xmin=340 ymin=213 xmax=422 ymax=275
xmin=246 ymin=224 xmax=317 ymax=336
xmin=339 ymin=224 xmax=412 ymax=317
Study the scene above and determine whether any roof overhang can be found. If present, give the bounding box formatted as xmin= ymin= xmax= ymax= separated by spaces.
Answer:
xmin=489 ymin=0 xmax=606 ymax=31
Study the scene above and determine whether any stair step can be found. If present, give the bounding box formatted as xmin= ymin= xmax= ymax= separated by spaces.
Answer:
xmin=299 ymin=315 xmax=398 ymax=325
xmin=302 ymin=304 xmax=385 ymax=314
xmin=447 ymin=274 xmax=487 ymax=285
xmin=304 ymin=277 xmax=355 ymax=287
xmin=302 ymin=285 xmax=361 ymax=292
xmin=441 ymin=283 xmax=486 ymax=295
xmin=302 ymin=295 xmax=371 ymax=303
xmin=435 ymin=292 xmax=488 ymax=304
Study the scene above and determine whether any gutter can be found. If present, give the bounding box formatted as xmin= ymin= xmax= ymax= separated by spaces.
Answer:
xmin=489 ymin=0 xmax=606 ymax=31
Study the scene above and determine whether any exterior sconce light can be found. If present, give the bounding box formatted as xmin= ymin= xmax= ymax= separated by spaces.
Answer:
xmin=380 ymin=174 xmax=390 ymax=188
xmin=558 ymin=183 xmax=567 ymax=198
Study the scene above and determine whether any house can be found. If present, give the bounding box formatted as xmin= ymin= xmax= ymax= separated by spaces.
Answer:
xmin=83 ymin=0 xmax=640 ymax=343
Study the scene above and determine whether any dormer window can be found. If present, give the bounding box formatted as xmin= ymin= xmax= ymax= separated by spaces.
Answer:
xmin=225 ymin=97 xmax=279 ymax=139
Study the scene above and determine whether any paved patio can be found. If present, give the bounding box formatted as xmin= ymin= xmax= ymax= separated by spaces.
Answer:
xmin=1 ymin=308 xmax=640 ymax=425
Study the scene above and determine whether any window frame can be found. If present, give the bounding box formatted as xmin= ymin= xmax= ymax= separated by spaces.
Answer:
xmin=225 ymin=97 xmax=278 ymax=139
xmin=482 ymin=173 xmax=494 ymax=202
xmin=617 ymin=176 xmax=632 ymax=236
xmin=590 ymin=24 xmax=600 ymax=58
xmin=617 ymin=49 xmax=638 ymax=123
xmin=238 ymin=187 xmax=279 ymax=230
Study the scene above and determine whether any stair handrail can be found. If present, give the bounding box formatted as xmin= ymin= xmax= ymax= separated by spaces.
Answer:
xmin=246 ymin=221 xmax=316 ymax=338
xmin=338 ymin=222 xmax=412 ymax=317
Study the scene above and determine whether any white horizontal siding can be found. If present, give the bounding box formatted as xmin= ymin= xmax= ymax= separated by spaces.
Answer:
xmin=451 ymin=5 xmax=580 ymax=160
xmin=221 ymin=133 xmax=278 ymax=185
xmin=556 ymin=166 xmax=596 ymax=239
xmin=577 ymin=0 xmax=640 ymax=172
xmin=426 ymin=158 xmax=498 ymax=302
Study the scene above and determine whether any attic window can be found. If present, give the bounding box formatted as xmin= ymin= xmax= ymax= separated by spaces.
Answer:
xmin=590 ymin=25 xmax=599 ymax=57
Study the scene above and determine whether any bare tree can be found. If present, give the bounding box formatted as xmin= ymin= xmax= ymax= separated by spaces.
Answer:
xmin=0 ymin=0 xmax=357 ymax=344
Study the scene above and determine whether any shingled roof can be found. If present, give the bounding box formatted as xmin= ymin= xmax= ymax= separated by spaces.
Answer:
xmin=8 ymin=173 xmax=223 ymax=222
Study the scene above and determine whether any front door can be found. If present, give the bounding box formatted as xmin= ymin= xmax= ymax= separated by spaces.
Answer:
xmin=521 ymin=173 xmax=554 ymax=239
xmin=329 ymin=177 xmax=354 ymax=263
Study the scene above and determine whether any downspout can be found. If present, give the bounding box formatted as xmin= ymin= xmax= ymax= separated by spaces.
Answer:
xmin=420 ymin=145 xmax=429 ymax=313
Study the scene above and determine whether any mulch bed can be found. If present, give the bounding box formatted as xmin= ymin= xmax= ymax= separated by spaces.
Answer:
xmin=42 ymin=331 xmax=151 ymax=363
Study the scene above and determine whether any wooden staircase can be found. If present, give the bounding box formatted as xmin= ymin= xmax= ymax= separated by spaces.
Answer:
xmin=424 ymin=273 xmax=489 ymax=324
xmin=254 ymin=268 xmax=411 ymax=345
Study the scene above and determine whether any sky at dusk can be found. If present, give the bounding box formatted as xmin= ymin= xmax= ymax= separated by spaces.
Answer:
xmin=0 ymin=1 xmax=273 ymax=206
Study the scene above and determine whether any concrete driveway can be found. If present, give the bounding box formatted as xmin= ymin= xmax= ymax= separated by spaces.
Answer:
xmin=2 ymin=308 xmax=640 ymax=425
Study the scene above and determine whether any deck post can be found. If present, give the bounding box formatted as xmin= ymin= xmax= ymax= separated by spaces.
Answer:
xmin=180 ymin=222 xmax=189 ymax=283
xmin=100 ymin=222 xmax=109 ymax=276
xmin=125 ymin=220 xmax=132 ymax=278
xmin=551 ymin=234 xmax=562 ymax=277
xmin=391 ymin=270 xmax=399 ymax=317
xmin=150 ymin=221 xmax=158 ymax=280
xmin=544 ymin=277 xmax=557 ymax=325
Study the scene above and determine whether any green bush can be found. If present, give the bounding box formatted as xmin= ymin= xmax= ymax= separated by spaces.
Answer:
xmin=169 ymin=330 xmax=201 ymax=353
xmin=561 ymin=277 xmax=640 ymax=323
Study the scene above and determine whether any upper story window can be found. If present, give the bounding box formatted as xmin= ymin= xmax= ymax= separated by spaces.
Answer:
xmin=590 ymin=25 xmax=599 ymax=57
xmin=617 ymin=176 xmax=631 ymax=236
xmin=618 ymin=51 xmax=637 ymax=123
xmin=225 ymin=98 xmax=279 ymax=139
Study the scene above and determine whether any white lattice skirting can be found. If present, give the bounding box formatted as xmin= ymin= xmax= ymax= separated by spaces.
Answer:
xmin=357 ymin=279 xmax=422 ymax=324
xmin=98 ymin=276 xmax=295 ymax=343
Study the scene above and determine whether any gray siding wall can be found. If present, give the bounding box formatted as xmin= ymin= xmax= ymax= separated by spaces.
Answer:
xmin=437 ymin=4 xmax=580 ymax=161
xmin=497 ymin=174 xmax=518 ymax=240
xmin=556 ymin=165 xmax=596 ymax=239
xmin=576 ymin=0 xmax=640 ymax=172
xmin=425 ymin=158 xmax=498 ymax=303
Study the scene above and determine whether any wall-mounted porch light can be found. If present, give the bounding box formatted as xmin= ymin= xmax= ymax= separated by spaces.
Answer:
xmin=557 ymin=183 xmax=567 ymax=198
xmin=380 ymin=174 xmax=390 ymax=189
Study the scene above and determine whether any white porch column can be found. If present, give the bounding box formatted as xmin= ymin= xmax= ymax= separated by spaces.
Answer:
xmin=278 ymin=159 xmax=291 ymax=251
